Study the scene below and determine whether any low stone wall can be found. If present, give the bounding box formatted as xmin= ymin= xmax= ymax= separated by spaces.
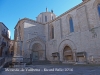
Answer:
xmin=23 ymin=58 xmax=31 ymax=63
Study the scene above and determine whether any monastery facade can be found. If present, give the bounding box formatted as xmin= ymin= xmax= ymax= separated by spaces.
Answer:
xmin=14 ymin=0 xmax=100 ymax=64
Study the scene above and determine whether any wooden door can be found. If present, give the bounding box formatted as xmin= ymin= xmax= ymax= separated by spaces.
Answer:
xmin=32 ymin=51 xmax=39 ymax=61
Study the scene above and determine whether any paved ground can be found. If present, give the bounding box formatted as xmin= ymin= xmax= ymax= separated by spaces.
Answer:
xmin=0 ymin=64 xmax=100 ymax=75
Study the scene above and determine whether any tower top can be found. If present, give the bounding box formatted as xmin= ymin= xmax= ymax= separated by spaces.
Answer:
xmin=51 ymin=10 xmax=53 ymax=13
xmin=46 ymin=7 xmax=48 ymax=12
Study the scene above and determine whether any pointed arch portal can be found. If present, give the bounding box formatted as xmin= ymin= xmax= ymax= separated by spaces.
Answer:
xmin=63 ymin=46 xmax=73 ymax=61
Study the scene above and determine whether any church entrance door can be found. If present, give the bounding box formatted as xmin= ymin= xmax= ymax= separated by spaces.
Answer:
xmin=32 ymin=51 xmax=39 ymax=61
xmin=63 ymin=46 xmax=73 ymax=62
xmin=32 ymin=43 xmax=45 ymax=61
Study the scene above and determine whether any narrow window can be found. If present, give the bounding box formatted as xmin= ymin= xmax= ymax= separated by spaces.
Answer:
xmin=52 ymin=16 xmax=53 ymax=20
xmin=19 ymin=26 xmax=21 ymax=40
xmin=98 ymin=4 xmax=100 ymax=16
xmin=45 ymin=16 xmax=47 ymax=22
xmin=15 ymin=29 xmax=17 ymax=40
xmin=69 ymin=17 xmax=74 ymax=32
xmin=51 ymin=25 xmax=54 ymax=39
xmin=19 ymin=26 xmax=20 ymax=36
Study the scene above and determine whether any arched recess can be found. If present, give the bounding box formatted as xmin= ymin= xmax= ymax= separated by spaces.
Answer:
xmin=58 ymin=39 xmax=77 ymax=62
xmin=29 ymin=37 xmax=46 ymax=61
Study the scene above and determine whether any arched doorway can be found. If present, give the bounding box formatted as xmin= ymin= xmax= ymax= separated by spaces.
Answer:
xmin=32 ymin=43 xmax=45 ymax=61
xmin=63 ymin=46 xmax=73 ymax=62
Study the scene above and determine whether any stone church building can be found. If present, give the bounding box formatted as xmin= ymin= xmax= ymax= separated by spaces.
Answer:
xmin=14 ymin=0 xmax=100 ymax=64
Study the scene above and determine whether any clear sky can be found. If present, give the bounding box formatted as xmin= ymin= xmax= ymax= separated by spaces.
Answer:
xmin=0 ymin=0 xmax=82 ymax=40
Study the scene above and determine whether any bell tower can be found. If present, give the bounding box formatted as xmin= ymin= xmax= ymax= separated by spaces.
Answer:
xmin=36 ymin=8 xmax=56 ymax=23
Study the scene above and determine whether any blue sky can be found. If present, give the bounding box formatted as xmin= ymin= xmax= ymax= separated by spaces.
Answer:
xmin=0 ymin=0 xmax=82 ymax=40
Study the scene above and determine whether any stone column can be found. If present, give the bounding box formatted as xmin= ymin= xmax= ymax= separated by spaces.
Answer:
xmin=12 ymin=36 xmax=23 ymax=63
xmin=59 ymin=50 xmax=63 ymax=61
xmin=73 ymin=50 xmax=77 ymax=63
xmin=73 ymin=52 xmax=76 ymax=62
xmin=13 ymin=41 xmax=18 ymax=57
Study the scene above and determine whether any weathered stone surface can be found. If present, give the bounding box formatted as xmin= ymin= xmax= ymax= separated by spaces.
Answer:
xmin=14 ymin=0 xmax=100 ymax=64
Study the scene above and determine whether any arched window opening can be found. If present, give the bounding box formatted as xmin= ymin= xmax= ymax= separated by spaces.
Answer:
xmin=45 ymin=16 xmax=47 ymax=22
xmin=51 ymin=25 xmax=54 ymax=39
xmin=18 ymin=26 xmax=21 ymax=40
xmin=52 ymin=25 xmax=54 ymax=39
xmin=98 ymin=4 xmax=100 ymax=16
xmin=69 ymin=17 xmax=74 ymax=32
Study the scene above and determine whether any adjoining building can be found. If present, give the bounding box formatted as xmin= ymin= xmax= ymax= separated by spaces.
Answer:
xmin=0 ymin=22 xmax=11 ymax=57
xmin=14 ymin=0 xmax=100 ymax=64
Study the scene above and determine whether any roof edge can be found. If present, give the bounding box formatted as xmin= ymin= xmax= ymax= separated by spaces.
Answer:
xmin=14 ymin=18 xmax=45 ymax=29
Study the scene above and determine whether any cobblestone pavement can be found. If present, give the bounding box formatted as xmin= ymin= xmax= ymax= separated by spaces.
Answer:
xmin=0 ymin=64 xmax=100 ymax=75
